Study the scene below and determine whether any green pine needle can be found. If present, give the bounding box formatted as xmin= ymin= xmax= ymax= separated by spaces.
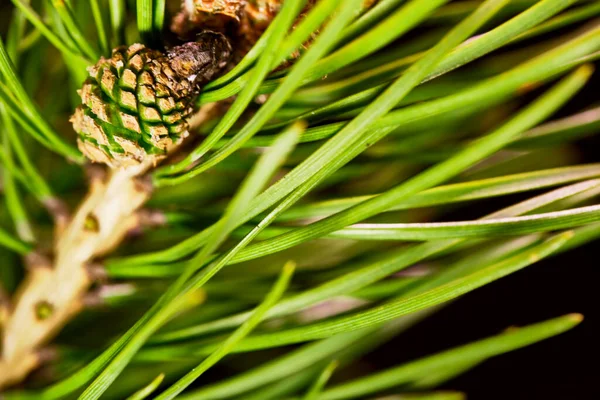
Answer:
xmin=303 ymin=360 xmax=339 ymax=400
xmin=137 ymin=0 xmax=165 ymax=46
xmin=155 ymin=262 xmax=295 ymax=399
xmin=125 ymin=373 xmax=164 ymax=400
xmin=90 ymin=0 xmax=110 ymax=56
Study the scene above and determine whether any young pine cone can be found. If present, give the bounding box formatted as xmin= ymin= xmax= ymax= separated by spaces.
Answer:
xmin=71 ymin=31 xmax=231 ymax=168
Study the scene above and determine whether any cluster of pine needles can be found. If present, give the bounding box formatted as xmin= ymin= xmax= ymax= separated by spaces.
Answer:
xmin=1 ymin=0 xmax=600 ymax=398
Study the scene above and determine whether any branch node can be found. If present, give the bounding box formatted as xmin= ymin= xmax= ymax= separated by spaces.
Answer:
xmin=24 ymin=252 xmax=52 ymax=271
xmin=34 ymin=301 xmax=54 ymax=321
xmin=43 ymin=198 xmax=71 ymax=234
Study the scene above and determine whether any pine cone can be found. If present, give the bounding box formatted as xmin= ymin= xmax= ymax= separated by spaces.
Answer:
xmin=172 ymin=1 xmax=384 ymax=61
xmin=239 ymin=1 xmax=284 ymax=51
xmin=172 ymin=0 xmax=284 ymax=54
xmin=191 ymin=0 xmax=246 ymax=24
xmin=71 ymin=32 xmax=231 ymax=168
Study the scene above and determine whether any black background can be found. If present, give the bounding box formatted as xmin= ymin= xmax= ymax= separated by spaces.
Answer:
xmin=367 ymin=241 xmax=598 ymax=399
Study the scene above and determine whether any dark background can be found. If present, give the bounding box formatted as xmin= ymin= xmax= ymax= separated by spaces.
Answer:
xmin=366 ymin=67 xmax=600 ymax=399
xmin=369 ymin=241 xmax=598 ymax=399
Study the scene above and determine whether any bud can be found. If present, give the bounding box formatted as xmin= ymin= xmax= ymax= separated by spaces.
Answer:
xmin=71 ymin=31 xmax=231 ymax=168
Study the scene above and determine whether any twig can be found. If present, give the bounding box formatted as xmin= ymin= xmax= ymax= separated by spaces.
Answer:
xmin=0 ymin=163 xmax=152 ymax=388
xmin=0 ymin=104 xmax=218 ymax=388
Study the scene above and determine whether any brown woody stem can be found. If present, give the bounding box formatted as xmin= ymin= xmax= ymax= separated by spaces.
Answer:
xmin=0 ymin=162 xmax=153 ymax=388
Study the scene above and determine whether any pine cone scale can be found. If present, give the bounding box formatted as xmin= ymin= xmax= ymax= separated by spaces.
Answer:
xmin=72 ymin=32 xmax=231 ymax=168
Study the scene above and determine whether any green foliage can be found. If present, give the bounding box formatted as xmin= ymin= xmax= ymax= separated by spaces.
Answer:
xmin=137 ymin=0 xmax=164 ymax=46
xmin=125 ymin=373 xmax=164 ymax=400
xmin=1 ymin=0 xmax=599 ymax=398
xmin=302 ymin=360 xmax=339 ymax=400
xmin=155 ymin=262 xmax=295 ymax=399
